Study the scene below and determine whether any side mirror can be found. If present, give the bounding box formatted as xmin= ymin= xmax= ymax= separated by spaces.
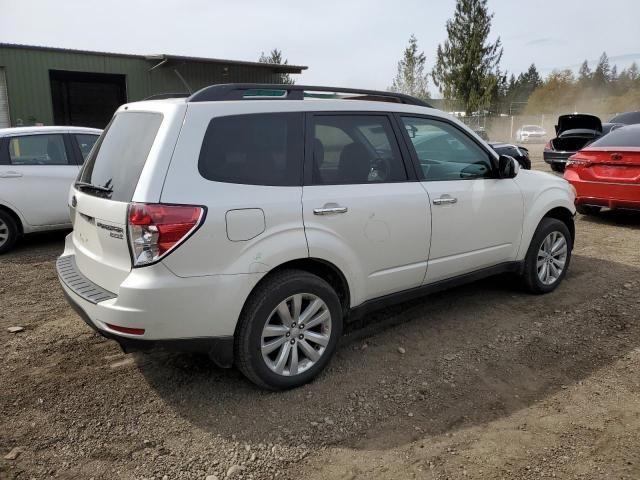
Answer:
xmin=498 ymin=155 xmax=519 ymax=179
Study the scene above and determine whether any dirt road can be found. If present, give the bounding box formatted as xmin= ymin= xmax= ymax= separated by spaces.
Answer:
xmin=1 ymin=154 xmax=639 ymax=479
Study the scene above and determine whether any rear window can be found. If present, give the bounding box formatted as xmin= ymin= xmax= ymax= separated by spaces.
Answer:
xmin=78 ymin=112 xmax=163 ymax=201
xmin=588 ymin=125 xmax=640 ymax=148
xmin=198 ymin=113 xmax=303 ymax=186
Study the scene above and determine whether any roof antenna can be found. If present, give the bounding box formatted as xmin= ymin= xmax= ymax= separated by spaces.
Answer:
xmin=173 ymin=68 xmax=193 ymax=95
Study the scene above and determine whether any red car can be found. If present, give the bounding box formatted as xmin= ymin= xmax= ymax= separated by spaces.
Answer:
xmin=564 ymin=124 xmax=640 ymax=214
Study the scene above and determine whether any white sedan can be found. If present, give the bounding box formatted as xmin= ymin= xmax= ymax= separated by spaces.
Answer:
xmin=0 ymin=126 xmax=101 ymax=253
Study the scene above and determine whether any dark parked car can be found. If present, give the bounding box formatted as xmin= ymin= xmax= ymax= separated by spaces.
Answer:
xmin=544 ymin=114 xmax=603 ymax=172
xmin=489 ymin=142 xmax=531 ymax=169
xmin=609 ymin=111 xmax=640 ymax=125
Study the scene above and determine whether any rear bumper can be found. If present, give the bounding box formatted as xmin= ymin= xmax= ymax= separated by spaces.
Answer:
xmin=565 ymin=175 xmax=640 ymax=211
xmin=56 ymin=249 xmax=263 ymax=367
xmin=61 ymin=289 xmax=234 ymax=367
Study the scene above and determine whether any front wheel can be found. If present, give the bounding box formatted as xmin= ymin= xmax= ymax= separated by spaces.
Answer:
xmin=521 ymin=218 xmax=572 ymax=294
xmin=0 ymin=210 xmax=18 ymax=254
xmin=235 ymin=270 xmax=343 ymax=390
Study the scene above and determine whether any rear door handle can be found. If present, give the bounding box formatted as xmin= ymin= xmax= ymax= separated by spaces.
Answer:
xmin=0 ymin=171 xmax=23 ymax=178
xmin=433 ymin=195 xmax=457 ymax=205
xmin=313 ymin=205 xmax=348 ymax=215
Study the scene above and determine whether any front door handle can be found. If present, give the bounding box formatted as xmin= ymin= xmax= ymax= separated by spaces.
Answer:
xmin=433 ymin=195 xmax=457 ymax=206
xmin=0 ymin=171 xmax=23 ymax=178
xmin=313 ymin=204 xmax=348 ymax=215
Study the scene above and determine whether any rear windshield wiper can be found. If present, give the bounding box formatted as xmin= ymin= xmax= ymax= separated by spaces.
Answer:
xmin=75 ymin=181 xmax=113 ymax=194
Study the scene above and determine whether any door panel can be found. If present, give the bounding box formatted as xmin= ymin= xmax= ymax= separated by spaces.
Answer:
xmin=303 ymin=184 xmax=430 ymax=303
xmin=398 ymin=115 xmax=524 ymax=284
xmin=423 ymin=178 xmax=523 ymax=283
xmin=303 ymin=113 xmax=431 ymax=305
xmin=0 ymin=133 xmax=79 ymax=226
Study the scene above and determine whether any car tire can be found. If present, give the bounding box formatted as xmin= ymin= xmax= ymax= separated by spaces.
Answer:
xmin=550 ymin=163 xmax=565 ymax=173
xmin=521 ymin=218 xmax=572 ymax=294
xmin=235 ymin=269 xmax=343 ymax=390
xmin=576 ymin=205 xmax=601 ymax=216
xmin=0 ymin=210 xmax=18 ymax=254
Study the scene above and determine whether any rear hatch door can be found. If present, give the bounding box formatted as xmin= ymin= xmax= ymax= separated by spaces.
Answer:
xmin=555 ymin=114 xmax=602 ymax=136
xmin=70 ymin=103 xmax=184 ymax=293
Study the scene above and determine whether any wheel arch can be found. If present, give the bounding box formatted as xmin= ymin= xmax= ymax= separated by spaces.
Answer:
xmin=242 ymin=257 xmax=351 ymax=318
xmin=0 ymin=203 xmax=24 ymax=236
xmin=516 ymin=178 xmax=576 ymax=261
xmin=543 ymin=206 xmax=575 ymax=246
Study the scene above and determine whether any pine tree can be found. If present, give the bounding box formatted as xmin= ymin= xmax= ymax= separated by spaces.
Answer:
xmin=578 ymin=60 xmax=592 ymax=86
xmin=432 ymin=0 xmax=503 ymax=114
xmin=592 ymin=52 xmax=611 ymax=88
xmin=259 ymin=48 xmax=294 ymax=84
xmin=515 ymin=63 xmax=542 ymax=100
xmin=628 ymin=61 xmax=639 ymax=82
xmin=389 ymin=34 xmax=430 ymax=100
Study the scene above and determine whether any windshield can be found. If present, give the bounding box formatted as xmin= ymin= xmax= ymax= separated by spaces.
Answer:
xmin=78 ymin=112 xmax=163 ymax=201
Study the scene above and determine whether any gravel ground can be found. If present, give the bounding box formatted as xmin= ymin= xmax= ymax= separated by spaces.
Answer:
xmin=1 ymin=145 xmax=639 ymax=479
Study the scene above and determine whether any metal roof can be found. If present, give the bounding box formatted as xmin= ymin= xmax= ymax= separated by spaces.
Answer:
xmin=0 ymin=43 xmax=308 ymax=74
xmin=145 ymin=54 xmax=307 ymax=74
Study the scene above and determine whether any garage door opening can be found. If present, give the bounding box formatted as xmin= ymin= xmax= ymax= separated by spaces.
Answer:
xmin=50 ymin=70 xmax=126 ymax=129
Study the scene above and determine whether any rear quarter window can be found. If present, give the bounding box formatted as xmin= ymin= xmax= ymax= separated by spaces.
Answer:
xmin=78 ymin=112 xmax=163 ymax=201
xmin=198 ymin=113 xmax=303 ymax=186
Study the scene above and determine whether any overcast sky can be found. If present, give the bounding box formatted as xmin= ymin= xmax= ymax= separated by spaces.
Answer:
xmin=1 ymin=0 xmax=639 ymax=95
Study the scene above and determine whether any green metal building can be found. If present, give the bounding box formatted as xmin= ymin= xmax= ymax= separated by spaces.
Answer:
xmin=0 ymin=43 xmax=307 ymax=129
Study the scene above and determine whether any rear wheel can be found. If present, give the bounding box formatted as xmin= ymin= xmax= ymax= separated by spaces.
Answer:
xmin=521 ymin=218 xmax=572 ymax=294
xmin=576 ymin=205 xmax=601 ymax=216
xmin=235 ymin=270 xmax=343 ymax=390
xmin=0 ymin=210 xmax=18 ymax=254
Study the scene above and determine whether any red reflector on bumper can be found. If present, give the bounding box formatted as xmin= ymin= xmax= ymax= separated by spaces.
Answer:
xmin=106 ymin=323 xmax=145 ymax=336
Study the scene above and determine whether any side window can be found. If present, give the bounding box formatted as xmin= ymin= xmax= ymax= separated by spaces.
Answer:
xmin=8 ymin=134 xmax=69 ymax=166
xmin=401 ymin=117 xmax=493 ymax=181
xmin=198 ymin=113 xmax=303 ymax=186
xmin=74 ymin=134 xmax=99 ymax=163
xmin=310 ymin=115 xmax=407 ymax=185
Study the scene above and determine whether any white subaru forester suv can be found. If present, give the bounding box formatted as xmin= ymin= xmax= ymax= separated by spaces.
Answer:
xmin=57 ymin=84 xmax=575 ymax=390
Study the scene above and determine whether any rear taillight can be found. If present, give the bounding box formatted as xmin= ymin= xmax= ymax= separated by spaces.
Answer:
xmin=127 ymin=203 xmax=204 ymax=267
xmin=565 ymin=154 xmax=590 ymax=167
xmin=544 ymin=141 xmax=551 ymax=151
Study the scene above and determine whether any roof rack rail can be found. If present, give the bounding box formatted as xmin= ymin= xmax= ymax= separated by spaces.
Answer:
xmin=187 ymin=84 xmax=432 ymax=108
xmin=144 ymin=92 xmax=190 ymax=100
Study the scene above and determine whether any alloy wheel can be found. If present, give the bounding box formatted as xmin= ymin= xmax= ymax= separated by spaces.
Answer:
xmin=0 ymin=218 xmax=8 ymax=248
xmin=261 ymin=293 xmax=332 ymax=376
xmin=536 ymin=231 xmax=568 ymax=285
